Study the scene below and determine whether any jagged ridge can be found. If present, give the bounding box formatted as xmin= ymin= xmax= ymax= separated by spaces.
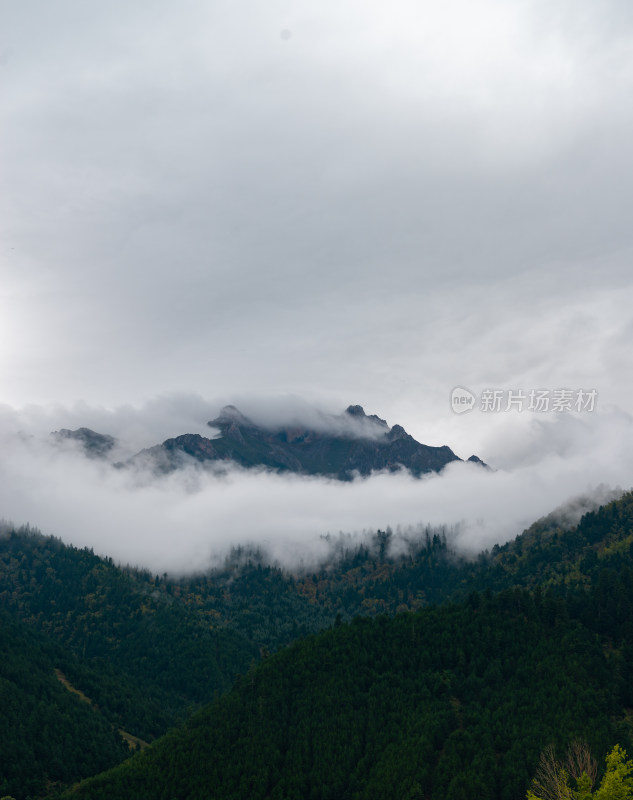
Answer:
xmin=135 ymin=404 xmax=481 ymax=478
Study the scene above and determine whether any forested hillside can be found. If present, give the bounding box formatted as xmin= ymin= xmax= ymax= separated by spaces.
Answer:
xmin=0 ymin=529 xmax=259 ymax=741
xmin=467 ymin=490 xmax=633 ymax=595
xmin=2 ymin=491 xmax=633 ymax=798
xmin=65 ymin=590 xmax=630 ymax=800
xmin=166 ymin=491 xmax=633 ymax=645
xmin=0 ymin=610 xmax=129 ymax=799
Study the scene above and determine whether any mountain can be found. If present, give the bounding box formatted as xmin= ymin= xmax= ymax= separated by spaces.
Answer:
xmin=166 ymin=490 xmax=633 ymax=643
xmin=64 ymin=590 xmax=625 ymax=800
xmin=0 ymin=609 xmax=129 ymax=799
xmin=4 ymin=491 xmax=633 ymax=798
xmin=129 ymin=404 xmax=483 ymax=479
xmin=51 ymin=427 xmax=116 ymax=458
xmin=0 ymin=528 xmax=259 ymax=744
xmin=59 ymin=492 xmax=633 ymax=800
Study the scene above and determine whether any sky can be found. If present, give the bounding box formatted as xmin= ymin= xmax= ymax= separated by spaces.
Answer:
xmin=1 ymin=0 xmax=633 ymax=571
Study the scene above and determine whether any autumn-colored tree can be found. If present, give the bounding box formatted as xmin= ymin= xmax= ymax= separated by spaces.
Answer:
xmin=527 ymin=743 xmax=633 ymax=800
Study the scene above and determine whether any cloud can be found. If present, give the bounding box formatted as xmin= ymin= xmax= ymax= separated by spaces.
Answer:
xmin=1 ymin=0 xmax=633 ymax=415
xmin=1 ymin=3 xmax=633 ymax=570
xmin=0 ymin=396 xmax=632 ymax=574
xmin=0 ymin=394 xmax=217 ymax=456
xmin=0 ymin=393 xmax=393 ymax=458
xmin=208 ymin=396 xmax=392 ymax=439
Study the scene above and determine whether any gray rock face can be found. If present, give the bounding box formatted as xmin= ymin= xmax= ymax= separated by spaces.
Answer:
xmin=137 ymin=404 xmax=480 ymax=479
xmin=52 ymin=427 xmax=116 ymax=458
xmin=53 ymin=405 xmax=487 ymax=479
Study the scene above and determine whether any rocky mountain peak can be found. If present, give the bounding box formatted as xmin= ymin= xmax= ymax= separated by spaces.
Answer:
xmin=387 ymin=423 xmax=409 ymax=442
xmin=54 ymin=402 xmax=484 ymax=480
xmin=52 ymin=427 xmax=116 ymax=458
xmin=209 ymin=405 xmax=253 ymax=429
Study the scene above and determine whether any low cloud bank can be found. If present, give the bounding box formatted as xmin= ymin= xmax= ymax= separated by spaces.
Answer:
xmin=0 ymin=396 xmax=631 ymax=574
xmin=0 ymin=393 xmax=400 ymax=459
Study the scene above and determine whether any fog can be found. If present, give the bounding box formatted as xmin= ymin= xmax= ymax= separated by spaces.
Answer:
xmin=0 ymin=396 xmax=630 ymax=573
xmin=2 ymin=2 xmax=633 ymax=572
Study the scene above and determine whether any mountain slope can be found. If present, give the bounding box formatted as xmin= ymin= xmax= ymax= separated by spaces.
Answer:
xmin=5 ymin=491 xmax=633 ymax=798
xmin=0 ymin=527 xmax=258 ymax=741
xmin=0 ymin=609 xmax=129 ymax=799
xmin=168 ymin=491 xmax=633 ymax=649
xmin=458 ymin=490 xmax=633 ymax=597
xmin=65 ymin=591 xmax=625 ymax=800
xmin=51 ymin=427 xmax=116 ymax=458
xmin=124 ymin=404 xmax=478 ymax=478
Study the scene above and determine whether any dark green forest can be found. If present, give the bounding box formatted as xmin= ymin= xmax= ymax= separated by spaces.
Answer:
xmin=65 ymin=591 xmax=629 ymax=800
xmin=0 ymin=610 xmax=129 ymax=799
xmin=0 ymin=529 xmax=259 ymax=739
xmin=2 ymin=492 xmax=633 ymax=798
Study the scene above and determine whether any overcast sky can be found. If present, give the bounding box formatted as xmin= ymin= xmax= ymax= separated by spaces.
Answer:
xmin=1 ymin=0 xmax=633 ymax=569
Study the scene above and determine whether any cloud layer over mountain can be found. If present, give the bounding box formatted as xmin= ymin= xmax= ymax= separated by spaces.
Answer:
xmin=2 ymin=2 xmax=633 ymax=568
xmin=0 ymin=396 xmax=631 ymax=573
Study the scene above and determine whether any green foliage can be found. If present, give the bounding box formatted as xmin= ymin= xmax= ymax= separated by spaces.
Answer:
xmin=0 ymin=609 xmax=129 ymax=800
xmin=527 ymin=744 xmax=633 ymax=800
xmin=0 ymin=528 xmax=258 ymax=740
xmin=67 ymin=593 xmax=621 ymax=800
xmin=4 ymin=489 xmax=633 ymax=798
xmin=595 ymin=745 xmax=633 ymax=800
